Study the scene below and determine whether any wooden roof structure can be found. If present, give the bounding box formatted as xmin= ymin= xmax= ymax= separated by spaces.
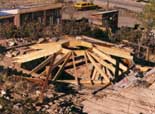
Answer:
xmin=13 ymin=36 xmax=133 ymax=89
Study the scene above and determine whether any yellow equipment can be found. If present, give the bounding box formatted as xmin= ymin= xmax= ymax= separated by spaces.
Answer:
xmin=74 ymin=2 xmax=98 ymax=10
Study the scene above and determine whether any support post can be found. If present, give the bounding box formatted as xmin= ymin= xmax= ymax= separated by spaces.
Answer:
xmin=14 ymin=14 xmax=20 ymax=27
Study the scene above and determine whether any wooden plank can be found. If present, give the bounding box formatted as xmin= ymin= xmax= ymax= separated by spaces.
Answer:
xmin=37 ymin=70 xmax=46 ymax=78
xmin=86 ymin=51 xmax=110 ymax=84
xmin=82 ymin=35 xmax=114 ymax=46
xmin=14 ymin=45 xmax=61 ymax=63
xmin=65 ymin=58 xmax=84 ymax=68
xmin=30 ymin=55 xmax=54 ymax=74
xmin=93 ymin=47 xmax=116 ymax=64
xmin=53 ymin=52 xmax=72 ymax=81
xmin=43 ymin=53 xmax=57 ymax=89
xmin=51 ymin=53 xmax=70 ymax=70
xmin=56 ymin=80 xmax=109 ymax=85
xmin=71 ymin=52 xmax=79 ymax=85
xmin=84 ymin=52 xmax=92 ymax=84
xmin=24 ymin=77 xmax=44 ymax=85
xmin=92 ymin=48 xmax=127 ymax=71
xmin=30 ymin=42 xmax=60 ymax=49
xmin=94 ymin=44 xmax=133 ymax=60
xmin=88 ymin=51 xmax=121 ymax=75
xmin=6 ymin=42 xmax=36 ymax=51
xmin=13 ymin=65 xmax=41 ymax=78
xmin=92 ymin=68 xmax=97 ymax=80
xmin=95 ymin=71 xmax=100 ymax=80
xmin=30 ymin=40 xmax=68 ymax=50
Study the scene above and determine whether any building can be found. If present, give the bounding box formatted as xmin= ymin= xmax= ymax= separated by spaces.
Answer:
xmin=0 ymin=3 xmax=62 ymax=27
xmin=90 ymin=10 xmax=119 ymax=32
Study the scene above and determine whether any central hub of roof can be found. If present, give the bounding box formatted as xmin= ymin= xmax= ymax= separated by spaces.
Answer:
xmin=62 ymin=40 xmax=93 ymax=50
xmin=61 ymin=40 xmax=93 ymax=55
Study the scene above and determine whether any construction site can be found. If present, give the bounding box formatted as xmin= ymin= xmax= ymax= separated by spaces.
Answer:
xmin=0 ymin=0 xmax=155 ymax=114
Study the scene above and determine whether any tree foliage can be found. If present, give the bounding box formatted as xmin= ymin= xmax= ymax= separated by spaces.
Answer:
xmin=112 ymin=26 xmax=142 ymax=43
xmin=141 ymin=0 xmax=155 ymax=28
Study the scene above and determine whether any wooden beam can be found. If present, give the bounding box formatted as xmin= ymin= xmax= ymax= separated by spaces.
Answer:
xmin=43 ymin=53 xmax=57 ymax=88
xmin=81 ymin=35 xmax=114 ymax=46
xmin=56 ymin=80 xmax=109 ymax=85
xmin=24 ymin=77 xmax=44 ymax=85
xmin=86 ymin=51 xmax=110 ymax=84
xmin=71 ymin=52 xmax=79 ymax=85
xmin=30 ymin=42 xmax=60 ymax=49
xmin=92 ymin=48 xmax=127 ymax=71
xmin=92 ymin=67 xmax=97 ymax=80
xmin=37 ymin=70 xmax=46 ymax=79
xmin=51 ymin=53 xmax=70 ymax=70
xmin=88 ymin=51 xmax=121 ymax=75
xmin=94 ymin=44 xmax=133 ymax=60
xmin=95 ymin=71 xmax=100 ymax=80
xmin=13 ymin=65 xmax=41 ymax=78
xmin=106 ymin=68 xmax=114 ymax=80
xmin=53 ymin=52 xmax=72 ymax=81
xmin=84 ymin=52 xmax=92 ymax=84
xmin=14 ymin=46 xmax=61 ymax=63
xmin=30 ymin=55 xmax=54 ymax=74
xmin=65 ymin=58 xmax=84 ymax=68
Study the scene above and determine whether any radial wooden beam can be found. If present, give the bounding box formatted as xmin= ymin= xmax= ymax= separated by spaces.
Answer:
xmin=42 ymin=54 xmax=57 ymax=90
xmin=30 ymin=42 xmax=61 ymax=50
xmin=88 ymin=51 xmax=122 ymax=75
xmin=50 ymin=53 xmax=71 ymax=70
xmin=94 ymin=44 xmax=133 ymax=60
xmin=86 ymin=51 xmax=110 ymax=84
xmin=53 ymin=52 xmax=72 ymax=81
xmin=91 ymin=67 xmax=98 ymax=80
xmin=14 ymin=47 xmax=61 ymax=63
xmin=84 ymin=52 xmax=92 ymax=84
xmin=40 ymin=54 xmax=57 ymax=102
xmin=92 ymin=47 xmax=127 ymax=71
xmin=65 ymin=57 xmax=84 ymax=68
xmin=71 ymin=52 xmax=79 ymax=85
xmin=82 ymin=35 xmax=114 ymax=46
xmin=37 ymin=70 xmax=46 ymax=79
xmin=30 ymin=55 xmax=54 ymax=74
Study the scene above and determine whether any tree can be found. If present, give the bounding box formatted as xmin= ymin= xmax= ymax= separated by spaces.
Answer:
xmin=138 ymin=0 xmax=155 ymax=53
xmin=141 ymin=0 xmax=155 ymax=29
